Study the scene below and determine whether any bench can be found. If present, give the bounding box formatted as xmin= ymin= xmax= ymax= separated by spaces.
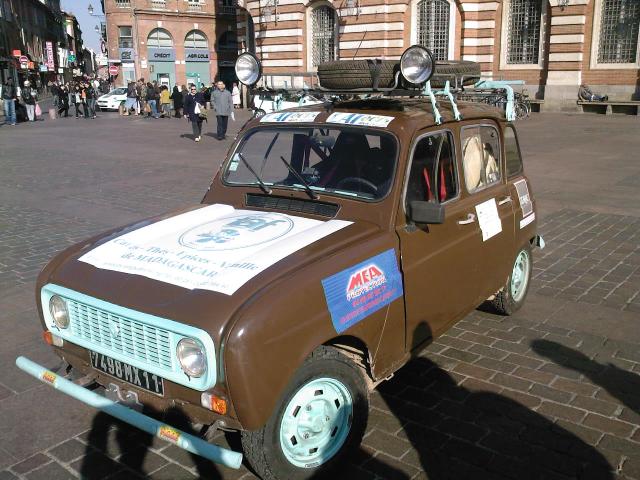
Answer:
xmin=528 ymin=99 xmax=544 ymax=113
xmin=577 ymin=100 xmax=640 ymax=116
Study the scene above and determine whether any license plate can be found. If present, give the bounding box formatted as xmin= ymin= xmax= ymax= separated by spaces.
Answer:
xmin=89 ymin=351 xmax=164 ymax=396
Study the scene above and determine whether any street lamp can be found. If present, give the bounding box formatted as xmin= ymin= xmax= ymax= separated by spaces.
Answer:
xmin=88 ymin=4 xmax=95 ymax=15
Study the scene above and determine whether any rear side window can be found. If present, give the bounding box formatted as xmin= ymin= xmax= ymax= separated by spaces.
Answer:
xmin=405 ymin=131 xmax=458 ymax=209
xmin=505 ymin=126 xmax=523 ymax=177
xmin=461 ymin=125 xmax=501 ymax=193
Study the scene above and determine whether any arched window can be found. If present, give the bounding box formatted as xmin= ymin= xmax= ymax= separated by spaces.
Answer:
xmin=597 ymin=0 xmax=640 ymax=64
xmin=218 ymin=31 xmax=238 ymax=50
xmin=147 ymin=28 xmax=173 ymax=47
xmin=185 ymin=30 xmax=208 ymax=49
xmin=417 ymin=0 xmax=450 ymax=61
xmin=311 ymin=5 xmax=336 ymax=67
xmin=505 ymin=0 xmax=542 ymax=64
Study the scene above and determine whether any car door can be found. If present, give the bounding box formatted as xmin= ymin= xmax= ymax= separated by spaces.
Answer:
xmin=396 ymin=128 xmax=490 ymax=349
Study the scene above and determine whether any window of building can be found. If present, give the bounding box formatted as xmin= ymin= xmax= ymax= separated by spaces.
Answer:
xmin=218 ymin=31 xmax=237 ymax=50
xmin=597 ymin=0 xmax=640 ymax=64
xmin=504 ymin=126 xmax=523 ymax=177
xmin=406 ymin=131 xmax=458 ymax=209
xmin=461 ymin=125 xmax=501 ymax=193
xmin=147 ymin=28 xmax=173 ymax=47
xmin=505 ymin=0 xmax=543 ymax=65
xmin=118 ymin=26 xmax=133 ymax=48
xmin=311 ymin=5 xmax=336 ymax=67
xmin=185 ymin=30 xmax=208 ymax=48
xmin=416 ymin=0 xmax=451 ymax=61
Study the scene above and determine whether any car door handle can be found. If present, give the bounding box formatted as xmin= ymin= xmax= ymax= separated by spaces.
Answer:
xmin=458 ymin=213 xmax=476 ymax=225
xmin=498 ymin=196 xmax=512 ymax=206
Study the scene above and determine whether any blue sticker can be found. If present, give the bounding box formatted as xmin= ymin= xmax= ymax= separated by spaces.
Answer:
xmin=322 ymin=249 xmax=404 ymax=333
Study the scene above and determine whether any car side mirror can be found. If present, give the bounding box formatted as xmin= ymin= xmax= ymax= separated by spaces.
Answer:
xmin=409 ymin=201 xmax=445 ymax=224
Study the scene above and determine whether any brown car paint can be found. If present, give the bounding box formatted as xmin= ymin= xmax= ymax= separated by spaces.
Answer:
xmin=35 ymin=98 xmax=538 ymax=433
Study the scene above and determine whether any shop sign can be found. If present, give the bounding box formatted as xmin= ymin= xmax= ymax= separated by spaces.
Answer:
xmin=185 ymin=49 xmax=210 ymax=62
xmin=12 ymin=50 xmax=21 ymax=57
xmin=39 ymin=64 xmax=48 ymax=72
xmin=46 ymin=42 xmax=55 ymax=71
xmin=147 ymin=48 xmax=175 ymax=62
xmin=58 ymin=67 xmax=64 ymax=73
xmin=119 ymin=48 xmax=135 ymax=63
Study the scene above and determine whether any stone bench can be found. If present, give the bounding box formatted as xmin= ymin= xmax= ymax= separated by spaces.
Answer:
xmin=577 ymin=100 xmax=640 ymax=116
xmin=528 ymin=99 xmax=544 ymax=113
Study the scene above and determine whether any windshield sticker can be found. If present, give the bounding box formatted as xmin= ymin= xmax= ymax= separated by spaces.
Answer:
xmin=79 ymin=204 xmax=352 ymax=295
xmin=520 ymin=212 xmax=535 ymax=229
xmin=260 ymin=111 xmax=321 ymax=123
xmin=475 ymin=198 xmax=502 ymax=241
xmin=513 ymin=179 xmax=533 ymax=218
xmin=326 ymin=112 xmax=395 ymax=128
xmin=322 ymin=249 xmax=403 ymax=334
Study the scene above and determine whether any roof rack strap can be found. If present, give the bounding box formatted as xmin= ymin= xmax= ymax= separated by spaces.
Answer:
xmin=423 ymin=81 xmax=442 ymax=125
xmin=443 ymin=80 xmax=462 ymax=121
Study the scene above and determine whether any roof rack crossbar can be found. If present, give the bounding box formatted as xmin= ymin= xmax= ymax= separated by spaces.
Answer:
xmin=423 ymin=80 xmax=442 ymax=125
xmin=472 ymin=80 xmax=516 ymax=121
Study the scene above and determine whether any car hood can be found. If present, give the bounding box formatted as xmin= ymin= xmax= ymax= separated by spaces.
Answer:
xmin=40 ymin=204 xmax=378 ymax=344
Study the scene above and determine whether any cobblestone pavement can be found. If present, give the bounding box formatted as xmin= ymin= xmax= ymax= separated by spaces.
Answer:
xmin=0 ymin=111 xmax=639 ymax=480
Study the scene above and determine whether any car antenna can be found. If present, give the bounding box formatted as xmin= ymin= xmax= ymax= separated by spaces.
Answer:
xmin=237 ymin=153 xmax=272 ymax=195
xmin=353 ymin=31 xmax=366 ymax=60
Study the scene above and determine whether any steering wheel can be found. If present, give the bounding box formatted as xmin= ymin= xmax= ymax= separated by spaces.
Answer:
xmin=336 ymin=177 xmax=378 ymax=195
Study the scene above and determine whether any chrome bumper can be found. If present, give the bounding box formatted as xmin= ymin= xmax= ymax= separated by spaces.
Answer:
xmin=15 ymin=356 xmax=243 ymax=470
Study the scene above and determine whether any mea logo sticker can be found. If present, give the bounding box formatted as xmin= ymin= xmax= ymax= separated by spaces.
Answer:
xmin=322 ymin=249 xmax=403 ymax=333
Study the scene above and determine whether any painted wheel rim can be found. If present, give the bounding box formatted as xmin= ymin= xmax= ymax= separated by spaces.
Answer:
xmin=279 ymin=377 xmax=353 ymax=468
xmin=510 ymin=249 xmax=530 ymax=303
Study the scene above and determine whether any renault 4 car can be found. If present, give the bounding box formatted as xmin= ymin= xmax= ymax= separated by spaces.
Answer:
xmin=17 ymin=47 xmax=543 ymax=480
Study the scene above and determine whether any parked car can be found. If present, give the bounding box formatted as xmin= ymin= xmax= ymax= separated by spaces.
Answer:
xmin=18 ymin=47 xmax=543 ymax=480
xmin=97 ymin=87 xmax=127 ymax=111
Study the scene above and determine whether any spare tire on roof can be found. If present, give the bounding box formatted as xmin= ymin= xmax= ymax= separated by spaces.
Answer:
xmin=317 ymin=59 xmax=481 ymax=90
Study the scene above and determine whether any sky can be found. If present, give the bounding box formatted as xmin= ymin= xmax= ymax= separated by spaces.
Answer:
xmin=61 ymin=0 xmax=103 ymax=53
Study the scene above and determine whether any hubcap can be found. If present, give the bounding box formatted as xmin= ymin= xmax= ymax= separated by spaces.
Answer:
xmin=279 ymin=377 xmax=353 ymax=468
xmin=510 ymin=250 xmax=530 ymax=302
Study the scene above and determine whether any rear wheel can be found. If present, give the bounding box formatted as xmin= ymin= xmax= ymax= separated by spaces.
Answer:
xmin=241 ymin=346 xmax=368 ymax=480
xmin=491 ymin=245 xmax=532 ymax=315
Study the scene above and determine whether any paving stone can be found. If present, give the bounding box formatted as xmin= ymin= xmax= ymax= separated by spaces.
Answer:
xmin=25 ymin=462 xmax=76 ymax=480
xmin=146 ymin=463 xmax=197 ymax=480
xmin=598 ymin=434 xmax=640 ymax=457
xmin=11 ymin=454 xmax=50 ymax=475
xmin=69 ymin=451 xmax=124 ymax=479
xmin=550 ymin=377 xmax=599 ymax=397
xmin=490 ymin=373 xmax=533 ymax=393
xmin=512 ymin=366 xmax=556 ymax=385
xmin=537 ymin=401 xmax=587 ymax=423
xmin=363 ymin=429 xmax=411 ymax=459
xmin=582 ymin=414 xmax=636 ymax=438
xmin=571 ymin=395 xmax=620 ymax=417
xmin=48 ymin=439 xmax=90 ymax=463
xmin=529 ymin=384 xmax=574 ymax=404
xmin=0 ymin=471 xmax=20 ymax=480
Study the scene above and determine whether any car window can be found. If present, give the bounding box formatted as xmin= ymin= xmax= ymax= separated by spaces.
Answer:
xmin=504 ymin=125 xmax=523 ymax=177
xmin=224 ymin=127 xmax=398 ymax=201
xmin=461 ymin=124 xmax=501 ymax=193
xmin=405 ymin=131 xmax=458 ymax=210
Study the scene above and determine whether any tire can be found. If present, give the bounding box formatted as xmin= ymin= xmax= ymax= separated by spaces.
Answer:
xmin=492 ymin=245 xmax=533 ymax=315
xmin=316 ymin=59 xmax=480 ymax=90
xmin=241 ymin=346 xmax=369 ymax=480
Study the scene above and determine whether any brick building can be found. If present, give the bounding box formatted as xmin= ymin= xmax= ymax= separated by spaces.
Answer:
xmin=102 ymin=0 xmax=239 ymax=88
xmin=235 ymin=0 xmax=640 ymax=110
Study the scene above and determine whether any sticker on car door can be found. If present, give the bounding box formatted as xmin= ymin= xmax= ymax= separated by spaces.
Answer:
xmin=321 ymin=249 xmax=403 ymax=333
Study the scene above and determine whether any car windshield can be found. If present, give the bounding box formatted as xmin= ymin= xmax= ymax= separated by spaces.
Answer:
xmin=224 ymin=127 xmax=398 ymax=201
xmin=105 ymin=88 xmax=126 ymax=96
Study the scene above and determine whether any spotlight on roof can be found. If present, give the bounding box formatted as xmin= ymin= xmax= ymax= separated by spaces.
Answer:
xmin=400 ymin=45 xmax=435 ymax=86
xmin=235 ymin=52 xmax=262 ymax=87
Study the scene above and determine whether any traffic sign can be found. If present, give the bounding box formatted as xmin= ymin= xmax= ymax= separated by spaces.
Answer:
xmin=109 ymin=65 xmax=119 ymax=75
xmin=19 ymin=55 xmax=28 ymax=63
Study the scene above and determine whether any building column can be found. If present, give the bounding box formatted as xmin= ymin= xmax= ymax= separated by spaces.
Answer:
xmin=459 ymin=1 xmax=499 ymax=80
xmin=545 ymin=0 xmax=590 ymax=111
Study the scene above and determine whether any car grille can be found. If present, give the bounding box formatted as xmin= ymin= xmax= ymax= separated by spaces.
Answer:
xmin=67 ymin=299 xmax=173 ymax=370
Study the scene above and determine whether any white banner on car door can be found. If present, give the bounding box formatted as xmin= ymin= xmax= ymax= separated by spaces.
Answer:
xmin=79 ymin=204 xmax=351 ymax=295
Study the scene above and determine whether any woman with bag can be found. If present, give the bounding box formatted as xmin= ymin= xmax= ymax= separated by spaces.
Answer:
xmin=183 ymin=84 xmax=206 ymax=142
xmin=21 ymin=80 xmax=37 ymax=121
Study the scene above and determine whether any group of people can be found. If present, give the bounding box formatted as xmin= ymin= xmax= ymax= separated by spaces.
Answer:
xmin=52 ymin=79 xmax=101 ymax=119
xmin=1 ymin=78 xmax=41 ymax=125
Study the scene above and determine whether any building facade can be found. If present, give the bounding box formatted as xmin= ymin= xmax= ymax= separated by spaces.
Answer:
xmin=102 ymin=0 xmax=239 ymax=88
xmin=235 ymin=0 xmax=640 ymax=110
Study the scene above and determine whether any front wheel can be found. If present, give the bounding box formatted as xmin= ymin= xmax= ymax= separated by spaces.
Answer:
xmin=491 ymin=245 xmax=533 ymax=315
xmin=241 ymin=346 xmax=369 ymax=480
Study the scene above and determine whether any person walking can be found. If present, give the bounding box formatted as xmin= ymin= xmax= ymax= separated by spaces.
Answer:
xmin=232 ymin=82 xmax=241 ymax=109
xmin=57 ymin=85 xmax=69 ymax=117
xmin=171 ymin=85 xmax=183 ymax=118
xmin=86 ymin=82 xmax=98 ymax=119
xmin=183 ymin=84 xmax=206 ymax=142
xmin=160 ymin=85 xmax=171 ymax=118
xmin=124 ymin=81 xmax=137 ymax=115
xmin=71 ymin=84 xmax=84 ymax=118
xmin=21 ymin=80 xmax=38 ymax=122
xmin=146 ymin=82 xmax=160 ymax=118
xmin=212 ymin=80 xmax=233 ymax=140
xmin=1 ymin=77 xmax=17 ymax=125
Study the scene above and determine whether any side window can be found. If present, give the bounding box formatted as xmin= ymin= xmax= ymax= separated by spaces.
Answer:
xmin=406 ymin=131 xmax=458 ymax=210
xmin=504 ymin=125 xmax=523 ymax=177
xmin=461 ymin=125 xmax=501 ymax=193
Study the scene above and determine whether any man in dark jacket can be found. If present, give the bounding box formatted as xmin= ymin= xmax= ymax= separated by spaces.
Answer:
xmin=2 ymin=77 xmax=17 ymax=125
xmin=212 ymin=80 xmax=233 ymax=140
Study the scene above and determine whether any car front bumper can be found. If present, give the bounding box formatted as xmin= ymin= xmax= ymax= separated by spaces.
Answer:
xmin=15 ymin=356 xmax=243 ymax=469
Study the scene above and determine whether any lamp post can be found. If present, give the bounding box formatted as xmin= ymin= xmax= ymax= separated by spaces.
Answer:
xmin=88 ymin=4 xmax=108 ymax=81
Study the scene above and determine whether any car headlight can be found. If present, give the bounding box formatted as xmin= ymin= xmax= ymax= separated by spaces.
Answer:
xmin=176 ymin=338 xmax=207 ymax=378
xmin=235 ymin=52 xmax=262 ymax=86
xmin=49 ymin=295 xmax=69 ymax=329
xmin=400 ymin=45 xmax=435 ymax=85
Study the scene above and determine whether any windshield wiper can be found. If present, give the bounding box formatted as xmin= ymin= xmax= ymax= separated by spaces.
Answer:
xmin=238 ymin=153 xmax=272 ymax=195
xmin=280 ymin=156 xmax=318 ymax=200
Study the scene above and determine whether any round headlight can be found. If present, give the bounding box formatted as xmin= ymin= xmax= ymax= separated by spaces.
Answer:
xmin=400 ymin=45 xmax=435 ymax=85
xmin=235 ymin=52 xmax=262 ymax=86
xmin=50 ymin=295 xmax=69 ymax=329
xmin=177 ymin=338 xmax=207 ymax=378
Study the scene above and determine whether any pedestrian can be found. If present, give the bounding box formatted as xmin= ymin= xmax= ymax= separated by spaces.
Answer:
xmin=57 ymin=85 xmax=69 ymax=117
xmin=160 ymin=85 xmax=171 ymax=118
xmin=71 ymin=84 xmax=83 ymax=118
xmin=20 ymin=80 xmax=38 ymax=122
xmin=183 ymin=83 xmax=206 ymax=142
xmin=212 ymin=80 xmax=233 ymax=140
xmin=86 ymin=82 xmax=98 ymax=119
xmin=232 ymin=82 xmax=241 ymax=109
xmin=80 ymin=83 xmax=90 ymax=119
xmin=124 ymin=81 xmax=137 ymax=115
xmin=146 ymin=82 xmax=160 ymax=118
xmin=137 ymin=79 xmax=146 ymax=115
xmin=1 ymin=77 xmax=17 ymax=125
xmin=171 ymin=85 xmax=183 ymax=117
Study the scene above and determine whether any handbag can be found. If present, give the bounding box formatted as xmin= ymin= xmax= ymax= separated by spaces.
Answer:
xmin=196 ymin=102 xmax=207 ymax=120
xmin=35 ymin=103 xmax=42 ymax=116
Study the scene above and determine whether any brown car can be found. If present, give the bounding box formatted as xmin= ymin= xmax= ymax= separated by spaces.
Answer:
xmin=18 ymin=51 xmax=543 ymax=480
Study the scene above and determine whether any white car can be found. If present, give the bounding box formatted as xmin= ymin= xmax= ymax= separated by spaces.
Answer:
xmin=252 ymin=92 xmax=322 ymax=117
xmin=97 ymin=88 xmax=127 ymax=111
